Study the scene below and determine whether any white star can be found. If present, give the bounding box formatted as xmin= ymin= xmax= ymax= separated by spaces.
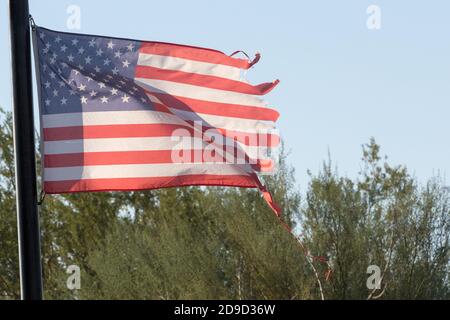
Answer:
xmin=121 ymin=94 xmax=130 ymax=103
xmin=127 ymin=43 xmax=135 ymax=51
xmin=60 ymin=45 xmax=67 ymax=52
xmin=81 ymin=96 xmax=88 ymax=104
xmin=141 ymin=97 xmax=147 ymax=103
xmin=45 ymin=42 xmax=51 ymax=49
xmin=59 ymin=81 xmax=65 ymax=87
xmin=67 ymin=54 xmax=74 ymax=62
xmin=112 ymin=67 xmax=119 ymax=75
xmin=100 ymin=96 xmax=109 ymax=103
xmin=86 ymin=76 xmax=93 ymax=82
xmin=71 ymin=39 xmax=79 ymax=46
xmin=85 ymin=56 xmax=92 ymax=64
xmin=39 ymin=32 xmax=45 ymax=39
xmin=89 ymin=39 xmax=96 ymax=47
xmin=43 ymin=48 xmax=49 ymax=54
xmin=77 ymin=64 xmax=84 ymax=71
xmin=53 ymin=89 xmax=59 ymax=97
xmin=49 ymin=57 xmax=56 ymax=64
xmin=103 ymin=58 xmax=111 ymax=66
xmin=98 ymin=82 xmax=106 ymax=89
xmin=122 ymin=60 xmax=130 ymax=68
xmin=78 ymin=47 xmax=85 ymax=55
xmin=107 ymin=41 xmax=115 ymax=49
xmin=90 ymin=90 xmax=98 ymax=97
xmin=61 ymin=97 xmax=67 ymax=105
xmin=44 ymin=81 xmax=51 ymax=88
xmin=61 ymin=62 xmax=68 ymax=69
xmin=114 ymin=51 xmax=122 ymax=58
xmin=50 ymin=72 xmax=56 ymax=79
xmin=45 ymin=99 xmax=50 ymax=106
xmin=78 ymin=84 xmax=87 ymax=91
xmin=94 ymin=66 xmax=101 ymax=73
xmin=110 ymin=88 xmax=118 ymax=95
xmin=96 ymin=49 xmax=104 ymax=56
xmin=69 ymin=89 xmax=76 ymax=96
xmin=55 ymin=36 xmax=62 ymax=43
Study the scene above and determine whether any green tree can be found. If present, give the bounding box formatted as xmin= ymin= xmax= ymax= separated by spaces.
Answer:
xmin=0 ymin=110 xmax=20 ymax=299
xmin=0 ymin=109 xmax=128 ymax=299
xmin=1 ymin=107 xmax=448 ymax=300
xmin=302 ymin=139 xmax=449 ymax=299
xmin=81 ymin=151 xmax=311 ymax=299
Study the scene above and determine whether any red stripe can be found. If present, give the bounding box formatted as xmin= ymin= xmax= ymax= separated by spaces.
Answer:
xmin=43 ymin=124 xmax=188 ymax=141
xmin=45 ymin=150 xmax=184 ymax=167
xmin=43 ymin=125 xmax=280 ymax=147
xmin=135 ymin=65 xmax=279 ymax=96
xmin=148 ymin=92 xmax=279 ymax=121
xmin=140 ymin=42 xmax=250 ymax=69
xmin=44 ymin=150 xmax=274 ymax=171
xmin=44 ymin=175 xmax=257 ymax=194
xmin=210 ymin=127 xmax=280 ymax=148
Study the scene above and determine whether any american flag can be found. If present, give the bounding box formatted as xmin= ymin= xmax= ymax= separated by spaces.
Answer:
xmin=34 ymin=26 xmax=281 ymax=213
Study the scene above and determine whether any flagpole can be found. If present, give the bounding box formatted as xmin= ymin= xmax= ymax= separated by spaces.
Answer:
xmin=9 ymin=0 xmax=43 ymax=300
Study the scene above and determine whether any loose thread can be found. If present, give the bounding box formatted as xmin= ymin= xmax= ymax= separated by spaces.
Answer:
xmin=273 ymin=213 xmax=333 ymax=297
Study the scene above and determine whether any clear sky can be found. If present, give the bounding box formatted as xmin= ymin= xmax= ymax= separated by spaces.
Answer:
xmin=1 ymin=0 xmax=449 ymax=191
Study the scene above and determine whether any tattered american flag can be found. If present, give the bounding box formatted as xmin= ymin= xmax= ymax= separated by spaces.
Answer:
xmin=33 ymin=26 xmax=281 ymax=214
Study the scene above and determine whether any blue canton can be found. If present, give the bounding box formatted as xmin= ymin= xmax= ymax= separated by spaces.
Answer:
xmin=35 ymin=27 xmax=152 ymax=115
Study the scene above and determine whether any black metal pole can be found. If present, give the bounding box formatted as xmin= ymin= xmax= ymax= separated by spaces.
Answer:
xmin=9 ymin=0 xmax=43 ymax=300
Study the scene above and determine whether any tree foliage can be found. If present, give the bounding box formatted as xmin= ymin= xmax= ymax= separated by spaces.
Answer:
xmin=0 ymin=111 xmax=448 ymax=300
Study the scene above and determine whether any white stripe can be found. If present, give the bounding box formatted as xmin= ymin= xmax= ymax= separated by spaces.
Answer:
xmin=145 ymin=91 xmax=274 ymax=131
xmin=135 ymin=78 xmax=267 ymax=108
xmin=42 ymin=109 xmax=277 ymax=134
xmin=168 ymin=108 xmax=275 ymax=132
xmin=42 ymin=110 xmax=185 ymax=129
xmin=44 ymin=137 xmax=271 ymax=159
xmin=44 ymin=163 xmax=252 ymax=181
xmin=137 ymin=53 xmax=243 ymax=81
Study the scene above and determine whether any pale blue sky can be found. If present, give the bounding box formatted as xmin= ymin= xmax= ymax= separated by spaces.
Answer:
xmin=1 ymin=0 xmax=449 ymax=190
